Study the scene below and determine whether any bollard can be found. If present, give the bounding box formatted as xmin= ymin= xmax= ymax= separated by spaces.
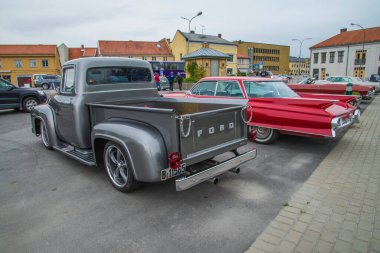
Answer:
xmin=345 ymin=82 xmax=353 ymax=95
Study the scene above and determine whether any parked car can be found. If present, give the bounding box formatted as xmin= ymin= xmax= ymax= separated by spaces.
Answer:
xmin=162 ymin=77 xmax=360 ymax=144
xmin=32 ymin=73 xmax=46 ymax=87
xmin=369 ymin=74 xmax=380 ymax=82
xmin=159 ymin=76 xmax=170 ymax=90
xmin=289 ymin=78 xmax=375 ymax=100
xmin=31 ymin=58 xmax=256 ymax=192
xmin=315 ymin=76 xmax=380 ymax=93
xmin=0 ymin=78 xmax=47 ymax=112
xmin=34 ymin=74 xmax=61 ymax=90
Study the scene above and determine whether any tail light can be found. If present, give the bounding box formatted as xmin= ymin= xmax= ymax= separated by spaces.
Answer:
xmin=169 ymin=152 xmax=181 ymax=169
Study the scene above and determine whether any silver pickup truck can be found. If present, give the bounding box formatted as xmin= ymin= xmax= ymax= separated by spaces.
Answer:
xmin=31 ymin=57 xmax=256 ymax=192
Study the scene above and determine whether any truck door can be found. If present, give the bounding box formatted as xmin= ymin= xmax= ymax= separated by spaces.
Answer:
xmin=53 ymin=66 xmax=77 ymax=145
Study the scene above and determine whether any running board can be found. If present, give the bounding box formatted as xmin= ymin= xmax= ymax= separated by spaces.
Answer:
xmin=54 ymin=143 xmax=95 ymax=166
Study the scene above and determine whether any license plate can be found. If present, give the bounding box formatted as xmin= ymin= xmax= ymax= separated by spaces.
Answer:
xmin=161 ymin=163 xmax=186 ymax=181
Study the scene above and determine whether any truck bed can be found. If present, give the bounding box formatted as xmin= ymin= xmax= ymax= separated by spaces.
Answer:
xmin=88 ymin=97 xmax=248 ymax=166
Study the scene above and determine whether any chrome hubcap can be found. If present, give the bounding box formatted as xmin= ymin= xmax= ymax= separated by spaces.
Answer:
xmin=105 ymin=145 xmax=128 ymax=187
xmin=26 ymin=99 xmax=37 ymax=111
xmin=256 ymin=127 xmax=272 ymax=139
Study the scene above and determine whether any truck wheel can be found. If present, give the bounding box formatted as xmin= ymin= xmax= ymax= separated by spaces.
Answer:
xmin=40 ymin=120 xmax=52 ymax=150
xmin=104 ymin=141 xmax=140 ymax=192
xmin=22 ymin=97 xmax=38 ymax=112
xmin=42 ymin=83 xmax=50 ymax=90
xmin=255 ymin=127 xmax=279 ymax=144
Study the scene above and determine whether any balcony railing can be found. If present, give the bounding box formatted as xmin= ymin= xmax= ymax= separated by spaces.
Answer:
xmin=354 ymin=59 xmax=366 ymax=65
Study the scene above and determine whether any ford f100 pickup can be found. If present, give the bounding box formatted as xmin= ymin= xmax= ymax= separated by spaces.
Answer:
xmin=31 ymin=57 xmax=256 ymax=192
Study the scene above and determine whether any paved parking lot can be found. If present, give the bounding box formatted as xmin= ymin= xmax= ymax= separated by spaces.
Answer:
xmin=0 ymin=102 xmax=370 ymax=253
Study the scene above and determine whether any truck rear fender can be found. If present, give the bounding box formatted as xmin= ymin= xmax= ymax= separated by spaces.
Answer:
xmin=31 ymin=104 xmax=59 ymax=147
xmin=91 ymin=119 xmax=168 ymax=182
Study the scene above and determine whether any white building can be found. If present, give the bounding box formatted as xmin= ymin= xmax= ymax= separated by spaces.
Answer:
xmin=310 ymin=26 xmax=380 ymax=80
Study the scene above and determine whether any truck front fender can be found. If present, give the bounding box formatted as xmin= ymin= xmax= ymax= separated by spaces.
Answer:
xmin=31 ymin=104 xmax=59 ymax=148
xmin=91 ymin=118 xmax=168 ymax=182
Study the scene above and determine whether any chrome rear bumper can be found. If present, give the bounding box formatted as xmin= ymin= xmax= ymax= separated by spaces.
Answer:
xmin=175 ymin=149 xmax=257 ymax=191
xmin=331 ymin=109 xmax=360 ymax=137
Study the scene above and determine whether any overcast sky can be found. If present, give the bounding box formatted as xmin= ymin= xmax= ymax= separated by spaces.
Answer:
xmin=0 ymin=0 xmax=379 ymax=57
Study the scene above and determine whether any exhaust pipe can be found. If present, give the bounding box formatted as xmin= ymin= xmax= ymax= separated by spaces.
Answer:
xmin=208 ymin=177 xmax=218 ymax=185
xmin=229 ymin=167 xmax=240 ymax=174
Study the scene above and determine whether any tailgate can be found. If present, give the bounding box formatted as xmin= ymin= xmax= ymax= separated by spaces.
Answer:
xmin=179 ymin=106 xmax=247 ymax=165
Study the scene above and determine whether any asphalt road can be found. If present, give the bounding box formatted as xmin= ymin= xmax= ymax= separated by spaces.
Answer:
xmin=0 ymin=101 xmax=371 ymax=253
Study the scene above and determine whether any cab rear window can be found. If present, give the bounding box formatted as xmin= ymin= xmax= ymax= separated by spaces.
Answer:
xmin=86 ymin=67 xmax=152 ymax=85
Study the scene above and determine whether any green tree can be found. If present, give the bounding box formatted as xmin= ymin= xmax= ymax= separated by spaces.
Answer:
xmin=185 ymin=62 xmax=206 ymax=82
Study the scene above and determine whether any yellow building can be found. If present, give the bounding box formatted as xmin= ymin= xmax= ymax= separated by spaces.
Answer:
xmin=171 ymin=30 xmax=238 ymax=76
xmin=0 ymin=45 xmax=61 ymax=87
xmin=234 ymin=41 xmax=290 ymax=75
xmin=289 ymin=56 xmax=310 ymax=76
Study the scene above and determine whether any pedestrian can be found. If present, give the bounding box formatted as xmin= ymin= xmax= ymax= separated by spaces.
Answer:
xmin=167 ymin=72 xmax=175 ymax=91
xmin=154 ymin=72 xmax=161 ymax=91
xmin=176 ymin=72 xmax=183 ymax=91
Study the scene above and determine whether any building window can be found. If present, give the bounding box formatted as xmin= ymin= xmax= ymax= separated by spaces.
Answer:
xmin=329 ymin=52 xmax=335 ymax=63
xmin=238 ymin=58 xmax=244 ymax=64
xmin=152 ymin=56 xmax=156 ymax=61
xmin=163 ymin=56 xmax=167 ymax=61
xmin=227 ymin=54 xmax=234 ymax=62
xmin=321 ymin=53 xmax=326 ymax=63
xmin=30 ymin=59 xmax=37 ymax=68
xmin=313 ymin=53 xmax=319 ymax=64
xmin=42 ymin=59 xmax=49 ymax=67
xmin=1 ymin=75 xmax=11 ymax=81
xmin=338 ymin=51 xmax=344 ymax=63
xmin=142 ymin=56 xmax=147 ymax=60
xmin=226 ymin=68 xmax=233 ymax=75
xmin=15 ymin=59 xmax=22 ymax=68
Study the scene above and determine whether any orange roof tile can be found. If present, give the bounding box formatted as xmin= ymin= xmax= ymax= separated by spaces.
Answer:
xmin=68 ymin=48 xmax=83 ymax=60
xmin=311 ymin=26 xmax=380 ymax=49
xmin=98 ymin=40 xmax=172 ymax=56
xmin=83 ymin=48 xmax=97 ymax=57
xmin=237 ymin=53 xmax=250 ymax=59
xmin=0 ymin=44 xmax=56 ymax=55
xmin=68 ymin=47 xmax=97 ymax=60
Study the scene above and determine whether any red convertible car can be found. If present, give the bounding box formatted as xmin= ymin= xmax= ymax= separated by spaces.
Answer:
xmin=288 ymin=78 xmax=375 ymax=100
xmin=163 ymin=77 xmax=360 ymax=144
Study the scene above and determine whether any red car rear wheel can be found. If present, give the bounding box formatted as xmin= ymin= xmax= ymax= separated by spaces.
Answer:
xmin=254 ymin=127 xmax=279 ymax=144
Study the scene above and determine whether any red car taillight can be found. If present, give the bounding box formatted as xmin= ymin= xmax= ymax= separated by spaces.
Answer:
xmin=169 ymin=152 xmax=181 ymax=169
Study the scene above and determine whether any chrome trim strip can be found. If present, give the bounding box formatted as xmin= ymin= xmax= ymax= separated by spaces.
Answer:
xmin=175 ymin=149 xmax=257 ymax=191
xmin=83 ymin=88 xmax=157 ymax=94
xmin=251 ymin=123 xmax=331 ymax=137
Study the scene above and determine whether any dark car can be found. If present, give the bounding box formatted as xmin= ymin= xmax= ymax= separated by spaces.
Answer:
xmin=369 ymin=74 xmax=380 ymax=82
xmin=0 ymin=78 xmax=47 ymax=112
xmin=34 ymin=74 xmax=61 ymax=90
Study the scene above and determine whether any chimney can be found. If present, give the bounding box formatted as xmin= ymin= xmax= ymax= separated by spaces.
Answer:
xmin=190 ymin=30 xmax=195 ymax=34
xmin=80 ymin=44 xmax=85 ymax=52
xmin=218 ymin=33 xmax=222 ymax=38
xmin=340 ymin=28 xmax=347 ymax=33
xmin=202 ymin=42 xmax=209 ymax=48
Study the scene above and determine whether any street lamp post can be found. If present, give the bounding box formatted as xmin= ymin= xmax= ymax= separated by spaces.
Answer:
xmin=181 ymin=12 xmax=202 ymax=54
xmin=351 ymin=23 xmax=365 ymax=78
xmin=292 ymin=38 xmax=312 ymax=80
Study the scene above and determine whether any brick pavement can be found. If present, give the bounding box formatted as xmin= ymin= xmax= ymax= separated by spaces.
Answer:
xmin=246 ymin=97 xmax=380 ymax=253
